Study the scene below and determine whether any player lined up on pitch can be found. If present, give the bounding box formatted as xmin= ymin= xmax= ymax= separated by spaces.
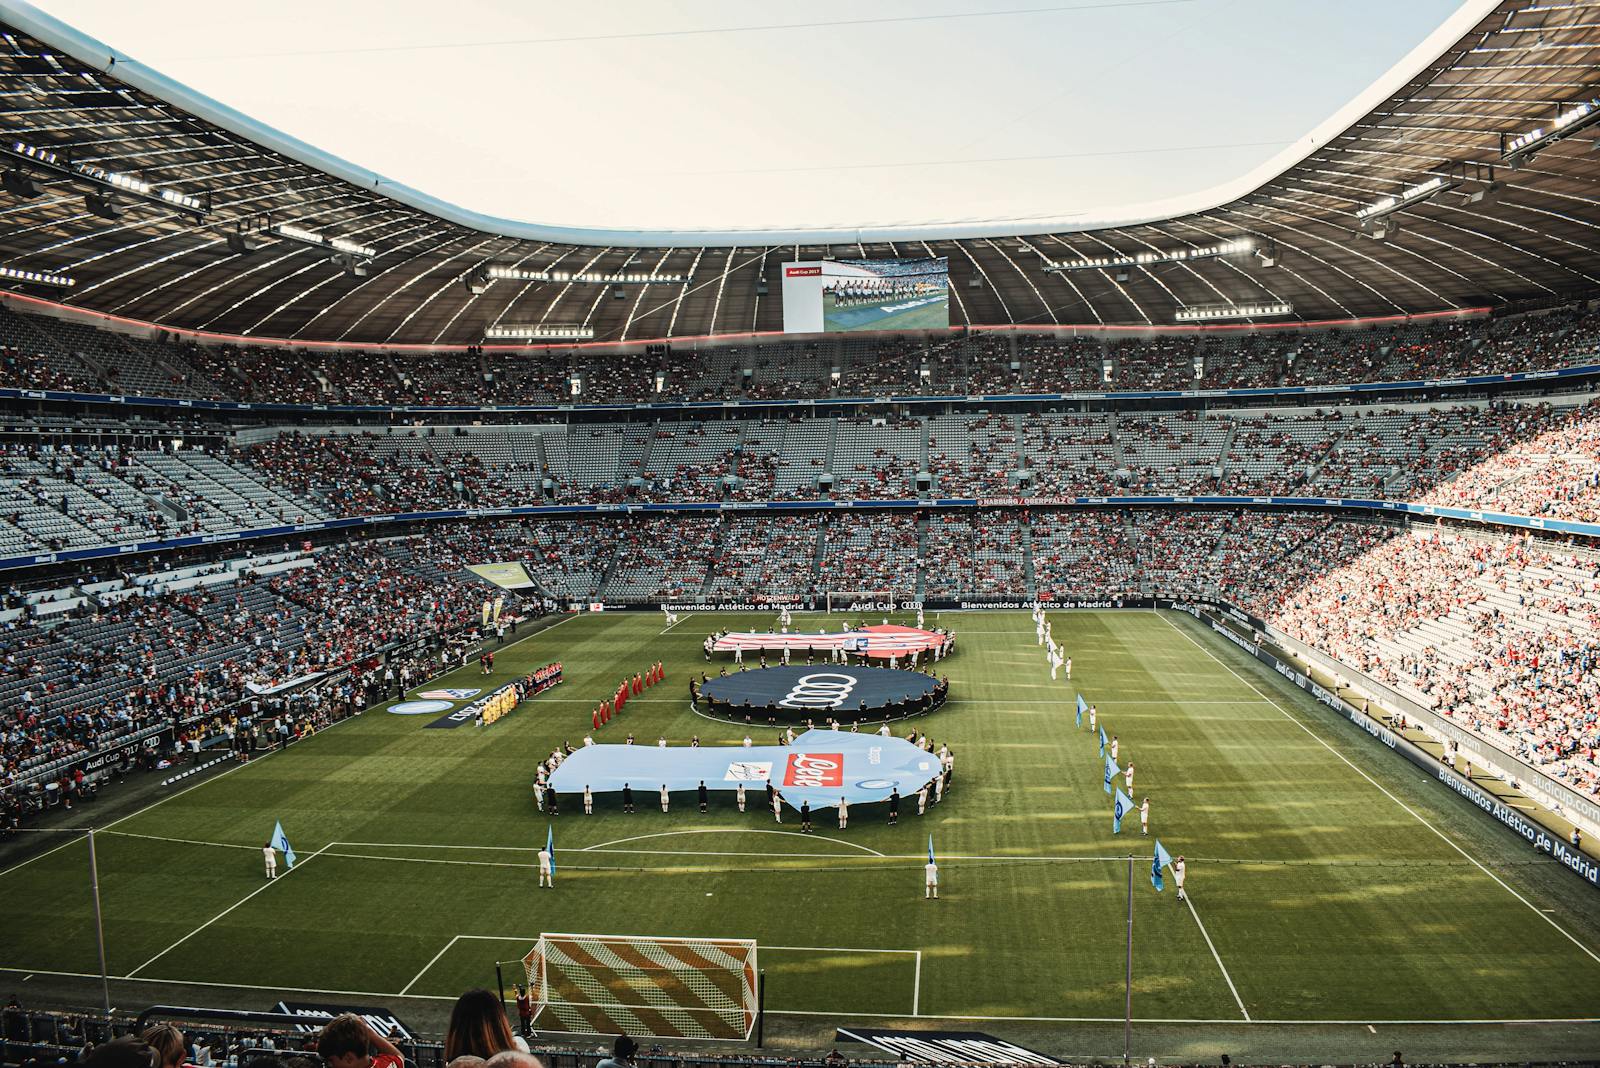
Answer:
xmin=1045 ymin=604 xmax=1186 ymax=901
xmin=590 ymin=662 xmax=665 ymax=731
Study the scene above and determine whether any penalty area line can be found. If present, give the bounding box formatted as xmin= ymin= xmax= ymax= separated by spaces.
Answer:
xmin=1185 ymin=894 xmax=1248 ymax=1020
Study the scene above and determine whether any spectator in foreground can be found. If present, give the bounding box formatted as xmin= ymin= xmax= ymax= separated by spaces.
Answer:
xmin=142 ymin=1024 xmax=188 ymax=1068
xmin=596 ymin=1036 xmax=637 ymax=1068
xmin=316 ymin=1014 xmax=403 ymax=1068
xmin=445 ymin=989 xmax=527 ymax=1060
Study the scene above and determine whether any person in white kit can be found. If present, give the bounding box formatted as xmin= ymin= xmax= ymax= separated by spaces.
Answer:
xmin=1124 ymin=763 xmax=1135 ymax=792
xmin=263 ymin=842 xmax=277 ymax=880
xmin=736 ymin=782 xmax=746 ymax=812
xmin=660 ymin=784 xmax=670 ymax=812
xmin=583 ymin=785 xmax=594 ymax=815
xmin=1173 ymin=855 xmax=1187 ymax=901
xmin=1140 ymin=797 xmax=1150 ymax=835
xmin=771 ymin=790 xmax=783 ymax=823
xmin=924 ymin=858 xmax=939 ymax=900
xmin=538 ymin=845 xmax=553 ymax=888
xmin=1110 ymin=735 xmax=1119 ymax=762
xmin=838 ymin=797 xmax=849 ymax=829
xmin=1063 ymin=655 xmax=1072 ymax=681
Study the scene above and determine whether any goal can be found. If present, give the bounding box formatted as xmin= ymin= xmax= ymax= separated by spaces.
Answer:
xmin=825 ymin=589 xmax=903 ymax=613
xmin=522 ymin=932 xmax=759 ymax=1040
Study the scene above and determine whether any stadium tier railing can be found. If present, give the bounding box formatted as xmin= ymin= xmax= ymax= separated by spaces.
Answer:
xmin=4 ymin=358 xmax=1600 ymax=418
xmin=4 ymin=493 xmax=1596 ymax=576
xmin=4 ymin=1007 xmax=1596 ymax=1068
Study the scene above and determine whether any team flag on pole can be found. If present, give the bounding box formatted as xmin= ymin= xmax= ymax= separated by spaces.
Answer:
xmin=1152 ymin=840 xmax=1173 ymax=892
xmin=928 ymin=834 xmax=935 ymax=865
xmin=1075 ymin=694 xmax=1087 ymax=727
xmin=546 ymin=824 xmax=556 ymax=876
xmin=1098 ymin=725 xmax=1108 ymax=757
xmin=1104 ymin=754 xmax=1119 ymax=795
xmin=269 ymin=821 xmax=296 ymax=869
xmin=1114 ymin=787 xmax=1133 ymax=834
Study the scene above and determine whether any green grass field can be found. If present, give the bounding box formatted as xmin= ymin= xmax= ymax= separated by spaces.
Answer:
xmin=4 ymin=609 xmax=1600 ymax=1061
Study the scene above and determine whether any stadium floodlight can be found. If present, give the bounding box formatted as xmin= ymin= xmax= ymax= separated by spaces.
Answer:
xmin=484 ymin=323 xmax=595 ymax=340
xmin=0 ymin=265 xmax=74 ymax=287
xmin=272 ymin=223 xmax=378 ymax=261
xmin=1175 ymin=301 xmax=1293 ymax=322
xmin=1 ymin=170 xmax=40 ymax=199
xmin=485 ymin=265 xmax=688 ymax=285
xmin=84 ymin=193 xmax=122 ymax=220
xmin=0 ymin=139 xmax=208 ymax=218
xmin=1042 ymin=237 xmax=1254 ymax=272
xmin=1501 ymin=95 xmax=1600 ymax=167
xmin=1355 ymin=175 xmax=1458 ymax=224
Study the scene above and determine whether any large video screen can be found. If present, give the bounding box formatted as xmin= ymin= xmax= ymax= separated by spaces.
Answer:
xmin=781 ymin=257 xmax=949 ymax=333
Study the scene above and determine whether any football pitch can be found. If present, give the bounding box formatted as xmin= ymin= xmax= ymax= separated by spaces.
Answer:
xmin=4 ymin=609 xmax=1600 ymax=1061
xmin=824 ymin=294 xmax=949 ymax=331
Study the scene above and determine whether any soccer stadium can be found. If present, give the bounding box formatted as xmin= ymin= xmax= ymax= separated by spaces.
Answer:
xmin=1 ymin=1 xmax=1599 ymax=1066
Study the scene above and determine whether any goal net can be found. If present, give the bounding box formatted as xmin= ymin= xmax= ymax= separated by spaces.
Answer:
xmin=825 ymin=589 xmax=900 ymax=613
xmin=523 ymin=932 xmax=759 ymax=1040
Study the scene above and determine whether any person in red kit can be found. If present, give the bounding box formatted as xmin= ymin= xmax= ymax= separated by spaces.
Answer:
xmin=592 ymin=708 xmax=601 ymax=732
xmin=633 ymin=673 xmax=643 ymax=696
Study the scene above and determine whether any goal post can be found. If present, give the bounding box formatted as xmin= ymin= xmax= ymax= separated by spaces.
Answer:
xmin=522 ymin=933 xmax=759 ymax=1041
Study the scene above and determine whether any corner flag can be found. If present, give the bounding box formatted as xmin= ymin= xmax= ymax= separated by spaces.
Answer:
xmin=269 ymin=821 xmax=296 ymax=869
xmin=1114 ymin=788 xmax=1133 ymax=834
xmin=546 ymin=824 xmax=556 ymax=876
xmin=1104 ymin=754 xmax=1119 ymax=795
xmin=1152 ymin=840 xmax=1173 ymax=891
xmin=1076 ymin=694 xmax=1086 ymax=727
xmin=1098 ymin=725 xmax=1108 ymax=757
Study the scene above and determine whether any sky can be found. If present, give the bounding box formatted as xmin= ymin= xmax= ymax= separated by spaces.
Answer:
xmin=38 ymin=0 xmax=1469 ymax=233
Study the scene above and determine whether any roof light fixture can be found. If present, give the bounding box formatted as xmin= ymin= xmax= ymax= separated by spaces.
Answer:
xmin=1175 ymin=301 xmax=1294 ymax=322
xmin=0 ymin=265 xmax=74 ymax=287
xmin=485 ymin=265 xmax=688 ymax=284
xmin=483 ymin=323 xmax=595 ymax=340
xmin=1356 ymin=174 xmax=1457 ymax=223
xmin=1043 ymin=237 xmax=1255 ymax=272
xmin=1501 ymin=95 xmax=1600 ymax=166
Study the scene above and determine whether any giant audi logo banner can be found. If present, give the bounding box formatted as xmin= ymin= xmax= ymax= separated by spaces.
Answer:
xmin=779 ymin=671 xmax=859 ymax=709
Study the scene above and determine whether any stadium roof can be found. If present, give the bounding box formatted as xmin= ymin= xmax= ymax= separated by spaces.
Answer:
xmin=0 ymin=0 xmax=1598 ymax=346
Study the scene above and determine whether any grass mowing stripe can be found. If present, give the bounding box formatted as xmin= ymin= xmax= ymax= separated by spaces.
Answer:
xmin=124 ymin=842 xmax=331 ymax=977
xmin=1156 ymin=609 xmax=1600 ymax=968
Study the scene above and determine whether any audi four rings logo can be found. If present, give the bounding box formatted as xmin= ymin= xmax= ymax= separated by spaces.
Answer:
xmin=777 ymin=672 xmax=859 ymax=709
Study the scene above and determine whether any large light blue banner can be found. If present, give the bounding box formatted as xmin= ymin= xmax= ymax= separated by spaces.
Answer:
xmin=548 ymin=729 xmax=942 ymax=809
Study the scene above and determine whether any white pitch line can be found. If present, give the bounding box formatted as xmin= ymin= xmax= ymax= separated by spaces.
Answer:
xmin=1158 ymin=610 xmax=1600 ymax=968
xmin=582 ymin=828 xmax=885 ymax=857
xmin=125 ymin=843 xmax=329 ymax=978
xmin=399 ymin=934 xmax=461 ymax=996
xmin=1185 ymin=895 xmax=1249 ymax=1020
xmin=0 ymin=964 xmax=1596 ymax=1026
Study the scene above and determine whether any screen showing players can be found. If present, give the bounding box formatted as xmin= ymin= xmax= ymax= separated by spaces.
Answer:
xmin=781 ymin=257 xmax=949 ymax=333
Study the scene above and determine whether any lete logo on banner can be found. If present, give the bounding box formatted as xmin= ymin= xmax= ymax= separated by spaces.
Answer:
xmin=785 ymin=752 xmax=844 ymax=788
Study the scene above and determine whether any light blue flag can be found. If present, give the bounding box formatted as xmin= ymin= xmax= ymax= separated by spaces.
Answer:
xmin=1075 ymin=694 xmax=1086 ymax=727
xmin=546 ymin=824 xmax=556 ymax=875
xmin=269 ymin=821 xmax=296 ymax=869
xmin=1114 ymin=787 xmax=1133 ymax=834
xmin=1104 ymin=754 xmax=1120 ymax=795
xmin=927 ymin=834 xmax=935 ymax=865
xmin=1152 ymin=840 xmax=1172 ymax=892
xmin=1098 ymin=725 xmax=1107 ymax=757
